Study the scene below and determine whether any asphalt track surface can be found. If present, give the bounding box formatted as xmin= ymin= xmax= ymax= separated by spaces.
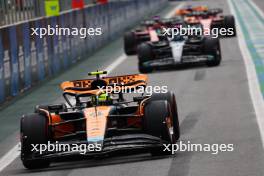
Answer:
xmin=254 ymin=0 xmax=264 ymax=13
xmin=0 ymin=0 xmax=264 ymax=176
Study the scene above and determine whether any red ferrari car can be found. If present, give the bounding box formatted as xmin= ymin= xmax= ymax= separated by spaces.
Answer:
xmin=124 ymin=16 xmax=184 ymax=55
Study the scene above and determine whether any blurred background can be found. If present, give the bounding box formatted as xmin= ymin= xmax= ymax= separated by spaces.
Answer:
xmin=0 ymin=0 xmax=122 ymax=26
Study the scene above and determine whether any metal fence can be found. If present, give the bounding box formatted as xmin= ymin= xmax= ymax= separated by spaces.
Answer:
xmin=0 ymin=0 xmax=98 ymax=26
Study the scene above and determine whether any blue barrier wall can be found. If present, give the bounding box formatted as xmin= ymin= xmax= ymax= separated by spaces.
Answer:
xmin=0 ymin=0 xmax=167 ymax=103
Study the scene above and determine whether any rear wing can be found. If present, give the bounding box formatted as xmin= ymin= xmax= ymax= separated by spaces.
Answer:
xmin=60 ymin=74 xmax=148 ymax=95
xmin=175 ymin=6 xmax=208 ymax=16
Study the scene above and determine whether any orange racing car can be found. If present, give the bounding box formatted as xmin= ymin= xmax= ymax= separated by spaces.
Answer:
xmin=175 ymin=5 xmax=208 ymax=16
xmin=176 ymin=6 xmax=236 ymax=37
xmin=20 ymin=71 xmax=180 ymax=169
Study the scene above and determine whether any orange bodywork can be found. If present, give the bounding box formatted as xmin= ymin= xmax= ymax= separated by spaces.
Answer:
xmin=184 ymin=14 xmax=224 ymax=34
xmin=42 ymin=74 xmax=148 ymax=141
xmin=61 ymin=74 xmax=148 ymax=95
xmin=84 ymin=106 xmax=111 ymax=142
xmin=51 ymin=114 xmax=75 ymax=138
xmin=175 ymin=6 xmax=208 ymax=16
xmin=43 ymin=107 xmax=112 ymax=141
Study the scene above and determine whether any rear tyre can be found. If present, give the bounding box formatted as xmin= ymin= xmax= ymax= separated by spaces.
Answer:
xmin=224 ymin=15 xmax=236 ymax=37
xmin=144 ymin=100 xmax=172 ymax=156
xmin=20 ymin=114 xmax=50 ymax=169
xmin=204 ymin=37 xmax=222 ymax=67
xmin=124 ymin=32 xmax=137 ymax=55
xmin=151 ymin=92 xmax=180 ymax=141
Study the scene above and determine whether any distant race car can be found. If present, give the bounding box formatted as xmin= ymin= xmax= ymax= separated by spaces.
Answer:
xmin=175 ymin=5 xmax=209 ymax=16
xmin=124 ymin=16 xmax=184 ymax=55
xmin=20 ymin=71 xmax=180 ymax=169
xmin=182 ymin=8 xmax=236 ymax=37
xmin=137 ymin=35 xmax=221 ymax=73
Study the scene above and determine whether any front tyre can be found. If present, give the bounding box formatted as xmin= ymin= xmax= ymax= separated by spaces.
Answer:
xmin=137 ymin=43 xmax=153 ymax=63
xmin=137 ymin=43 xmax=154 ymax=73
xmin=150 ymin=92 xmax=180 ymax=141
xmin=204 ymin=37 xmax=222 ymax=67
xmin=138 ymin=63 xmax=153 ymax=73
xmin=20 ymin=113 xmax=50 ymax=169
xmin=144 ymin=100 xmax=174 ymax=156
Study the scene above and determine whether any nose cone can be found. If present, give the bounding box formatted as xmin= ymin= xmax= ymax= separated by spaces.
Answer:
xmin=84 ymin=106 xmax=111 ymax=144
xmin=87 ymin=137 xmax=104 ymax=151
xmin=87 ymin=136 xmax=104 ymax=143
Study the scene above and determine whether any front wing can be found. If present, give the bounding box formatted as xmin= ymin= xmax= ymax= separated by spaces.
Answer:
xmin=142 ymin=55 xmax=214 ymax=69
xmin=26 ymin=134 xmax=165 ymax=161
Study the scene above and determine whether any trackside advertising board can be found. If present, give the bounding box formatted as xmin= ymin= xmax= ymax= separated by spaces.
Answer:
xmin=45 ymin=0 xmax=60 ymax=17
xmin=72 ymin=0 xmax=85 ymax=9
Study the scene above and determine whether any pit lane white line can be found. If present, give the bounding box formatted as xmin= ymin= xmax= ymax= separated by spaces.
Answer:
xmin=104 ymin=54 xmax=127 ymax=75
xmin=228 ymin=0 xmax=264 ymax=147
xmin=248 ymin=0 xmax=264 ymax=19
xmin=0 ymin=2 xmax=185 ymax=172
xmin=0 ymin=143 xmax=20 ymax=172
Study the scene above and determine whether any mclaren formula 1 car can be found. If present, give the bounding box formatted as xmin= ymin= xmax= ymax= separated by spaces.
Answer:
xmin=137 ymin=35 xmax=221 ymax=73
xmin=182 ymin=8 xmax=236 ymax=37
xmin=124 ymin=16 xmax=184 ymax=55
xmin=175 ymin=5 xmax=209 ymax=16
xmin=20 ymin=71 xmax=180 ymax=169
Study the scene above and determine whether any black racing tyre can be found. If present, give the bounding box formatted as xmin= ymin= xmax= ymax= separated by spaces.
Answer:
xmin=138 ymin=63 xmax=153 ymax=73
xmin=124 ymin=32 xmax=137 ymax=55
xmin=204 ymin=37 xmax=222 ymax=67
xmin=137 ymin=43 xmax=154 ymax=63
xmin=224 ymin=15 xmax=236 ymax=37
xmin=137 ymin=43 xmax=154 ymax=73
xmin=144 ymin=100 xmax=173 ymax=156
xmin=150 ymin=92 xmax=180 ymax=141
xmin=20 ymin=113 xmax=50 ymax=169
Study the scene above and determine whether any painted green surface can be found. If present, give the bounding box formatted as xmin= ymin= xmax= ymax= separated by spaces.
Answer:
xmin=231 ymin=0 xmax=264 ymax=98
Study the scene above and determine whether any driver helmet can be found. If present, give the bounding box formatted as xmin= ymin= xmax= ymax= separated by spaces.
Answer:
xmin=98 ymin=93 xmax=109 ymax=102
xmin=153 ymin=15 xmax=161 ymax=22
